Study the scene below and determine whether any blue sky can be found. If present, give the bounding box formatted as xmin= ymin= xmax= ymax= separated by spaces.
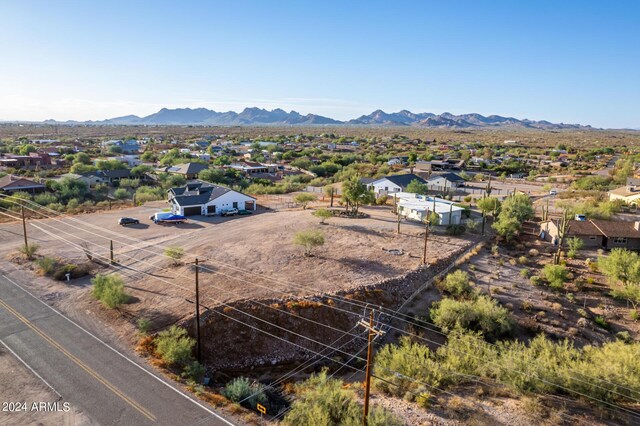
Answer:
xmin=1 ymin=0 xmax=638 ymax=128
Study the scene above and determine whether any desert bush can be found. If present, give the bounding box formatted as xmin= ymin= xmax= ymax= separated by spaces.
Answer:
xmin=285 ymin=370 xmax=401 ymax=426
xmin=18 ymin=243 xmax=39 ymax=260
xmin=113 ymin=188 xmax=129 ymax=200
xmin=137 ymin=318 xmax=152 ymax=334
xmin=430 ymin=296 xmax=513 ymax=340
xmin=34 ymin=192 xmax=57 ymax=206
xmin=293 ymin=193 xmax=317 ymax=209
xmin=182 ymin=361 xmax=205 ymax=384
xmin=446 ymin=224 xmax=466 ymax=236
xmin=165 ymin=246 xmax=185 ymax=265
xmin=520 ymin=268 xmax=530 ymax=278
xmin=91 ymin=274 xmax=130 ymax=308
xmin=440 ymin=270 xmax=473 ymax=298
xmin=567 ymin=237 xmax=584 ymax=259
xmin=529 ymin=249 xmax=539 ymax=257
xmin=375 ymin=195 xmax=388 ymax=205
xmin=542 ymin=264 xmax=568 ymax=289
xmin=35 ymin=256 xmax=57 ymax=275
xmin=312 ymin=208 xmax=333 ymax=224
xmin=155 ymin=325 xmax=195 ymax=366
xmin=293 ymin=229 xmax=325 ymax=256
xmin=223 ymin=377 xmax=267 ymax=409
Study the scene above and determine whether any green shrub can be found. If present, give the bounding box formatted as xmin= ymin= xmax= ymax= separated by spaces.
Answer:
xmin=91 ymin=274 xmax=130 ymax=308
xmin=155 ymin=325 xmax=195 ymax=366
xmin=375 ymin=195 xmax=388 ymax=205
xmin=440 ymin=270 xmax=473 ymax=298
xmin=530 ymin=275 xmax=542 ymax=286
xmin=285 ymin=370 xmax=401 ymax=426
xmin=182 ymin=361 xmax=205 ymax=384
xmin=34 ymin=192 xmax=58 ymax=206
xmin=223 ymin=377 xmax=267 ymax=409
xmin=113 ymin=188 xmax=129 ymax=200
xmin=594 ymin=316 xmax=610 ymax=330
xmin=520 ymin=268 xmax=530 ymax=278
xmin=446 ymin=224 xmax=466 ymax=236
xmin=293 ymin=229 xmax=325 ymax=256
xmin=137 ymin=318 xmax=152 ymax=334
xmin=164 ymin=246 xmax=185 ymax=265
xmin=430 ymin=296 xmax=513 ymax=340
xmin=312 ymin=208 xmax=333 ymax=224
xmin=36 ymin=257 xmax=57 ymax=275
xmin=18 ymin=243 xmax=39 ymax=260
xmin=542 ymin=264 xmax=568 ymax=289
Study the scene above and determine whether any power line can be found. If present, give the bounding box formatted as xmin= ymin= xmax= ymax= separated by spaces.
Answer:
xmin=8 ymin=198 xmax=640 ymax=406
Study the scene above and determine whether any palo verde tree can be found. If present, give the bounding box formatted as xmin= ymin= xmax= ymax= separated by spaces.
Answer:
xmin=293 ymin=229 xmax=325 ymax=256
xmin=599 ymin=248 xmax=640 ymax=313
xmin=294 ymin=193 xmax=317 ymax=210
xmin=341 ymin=176 xmax=374 ymax=216
xmin=405 ymin=178 xmax=428 ymax=195
xmin=493 ymin=193 xmax=534 ymax=241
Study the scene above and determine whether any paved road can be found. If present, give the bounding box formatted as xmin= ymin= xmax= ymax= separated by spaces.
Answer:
xmin=0 ymin=273 xmax=234 ymax=426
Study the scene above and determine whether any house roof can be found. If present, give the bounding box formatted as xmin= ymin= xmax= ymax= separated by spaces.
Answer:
xmin=374 ymin=173 xmax=427 ymax=188
xmin=609 ymin=186 xmax=640 ymax=197
xmin=167 ymin=162 xmax=208 ymax=176
xmin=555 ymin=219 xmax=640 ymax=239
xmin=0 ymin=175 xmax=45 ymax=190
xmin=99 ymin=169 xmax=131 ymax=179
xmin=429 ymin=172 xmax=465 ymax=182
xmin=170 ymin=180 xmax=255 ymax=207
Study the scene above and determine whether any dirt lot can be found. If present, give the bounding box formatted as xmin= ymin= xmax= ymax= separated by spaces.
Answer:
xmin=0 ymin=201 xmax=476 ymax=335
xmin=0 ymin=346 xmax=91 ymax=425
xmin=457 ymin=235 xmax=640 ymax=346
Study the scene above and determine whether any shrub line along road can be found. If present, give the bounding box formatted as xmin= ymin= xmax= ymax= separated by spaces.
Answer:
xmin=0 ymin=272 xmax=234 ymax=426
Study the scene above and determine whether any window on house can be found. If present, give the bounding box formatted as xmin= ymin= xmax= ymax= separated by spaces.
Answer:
xmin=589 ymin=236 xmax=597 ymax=240
xmin=613 ymin=237 xmax=627 ymax=244
xmin=233 ymin=202 xmax=238 ymax=208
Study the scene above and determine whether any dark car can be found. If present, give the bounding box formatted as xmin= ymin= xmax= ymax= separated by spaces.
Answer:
xmin=118 ymin=217 xmax=140 ymax=226
xmin=237 ymin=209 xmax=252 ymax=215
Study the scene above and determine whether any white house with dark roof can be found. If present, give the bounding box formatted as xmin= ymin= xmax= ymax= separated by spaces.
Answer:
xmin=168 ymin=180 xmax=256 ymax=216
xmin=367 ymin=173 xmax=428 ymax=196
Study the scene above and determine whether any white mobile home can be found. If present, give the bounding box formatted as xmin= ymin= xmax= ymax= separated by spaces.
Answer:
xmin=394 ymin=192 xmax=463 ymax=225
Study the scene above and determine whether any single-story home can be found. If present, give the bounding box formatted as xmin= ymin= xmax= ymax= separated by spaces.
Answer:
xmin=608 ymin=178 xmax=640 ymax=205
xmin=540 ymin=218 xmax=640 ymax=251
xmin=387 ymin=156 xmax=409 ymax=166
xmin=168 ymin=180 xmax=256 ymax=216
xmin=0 ymin=175 xmax=46 ymax=193
xmin=394 ymin=192 xmax=463 ymax=225
xmin=100 ymin=169 xmax=132 ymax=185
xmin=426 ymin=172 xmax=466 ymax=189
xmin=162 ymin=162 xmax=209 ymax=179
xmin=367 ymin=173 xmax=428 ymax=196
xmin=59 ymin=172 xmax=105 ymax=188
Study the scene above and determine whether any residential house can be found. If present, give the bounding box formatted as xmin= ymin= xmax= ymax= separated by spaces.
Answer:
xmin=0 ymin=175 xmax=45 ymax=193
xmin=59 ymin=172 xmax=105 ymax=188
xmin=426 ymin=172 xmax=466 ymax=189
xmin=393 ymin=192 xmax=463 ymax=225
xmin=229 ymin=161 xmax=278 ymax=175
xmin=540 ymin=219 xmax=640 ymax=251
xmin=168 ymin=180 xmax=257 ymax=216
xmin=387 ymin=156 xmax=409 ymax=166
xmin=608 ymin=178 xmax=640 ymax=205
xmin=161 ymin=162 xmax=208 ymax=179
xmin=367 ymin=173 xmax=428 ymax=196
xmin=109 ymin=155 xmax=141 ymax=167
xmin=102 ymin=139 xmax=140 ymax=154
xmin=99 ymin=169 xmax=132 ymax=185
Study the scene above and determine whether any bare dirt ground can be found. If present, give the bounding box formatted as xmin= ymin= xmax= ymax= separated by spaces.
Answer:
xmin=0 ymin=201 xmax=476 ymax=337
xmin=457 ymin=235 xmax=640 ymax=346
xmin=0 ymin=346 xmax=92 ymax=425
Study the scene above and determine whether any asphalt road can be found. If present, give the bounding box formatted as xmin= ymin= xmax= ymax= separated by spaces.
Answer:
xmin=0 ymin=273 xmax=234 ymax=426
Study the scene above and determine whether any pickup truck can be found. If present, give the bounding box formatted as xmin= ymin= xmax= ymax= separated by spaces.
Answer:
xmin=221 ymin=208 xmax=239 ymax=217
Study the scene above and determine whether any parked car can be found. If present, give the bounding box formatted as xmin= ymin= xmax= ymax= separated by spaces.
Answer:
xmin=237 ymin=209 xmax=252 ymax=215
xmin=118 ymin=217 xmax=140 ymax=226
xmin=221 ymin=208 xmax=239 ymax=217
xmin=549 ymin=190 xmax=557 ymax=195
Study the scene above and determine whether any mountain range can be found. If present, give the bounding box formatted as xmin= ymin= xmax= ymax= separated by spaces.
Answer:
xmin=40 ymin=107 xmax=593 ymax=129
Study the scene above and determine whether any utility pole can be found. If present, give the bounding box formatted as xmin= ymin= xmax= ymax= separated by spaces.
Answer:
xmin=481 ymin=210 xmax=486 ymax=236
xmin=397 ymin=212 xmax=401 ymax=234
xmin=110 ymin=240 xmax=114 ymax=264
xmin=330 ymin=187 xmax=335 ymax=208
xmin=358 ymin=310 xmax=385 ymax=426
xmin=195 ymin=258 xmax=202 ymax=363
xmin=21 ymin=206 xmax=28 ymax=248
xmin=422 ymin=213 xmax=429 ymax=265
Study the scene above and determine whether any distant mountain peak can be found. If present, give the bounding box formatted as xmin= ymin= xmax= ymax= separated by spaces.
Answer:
xmin=35 ymin=107 xmax=595 ymax=129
